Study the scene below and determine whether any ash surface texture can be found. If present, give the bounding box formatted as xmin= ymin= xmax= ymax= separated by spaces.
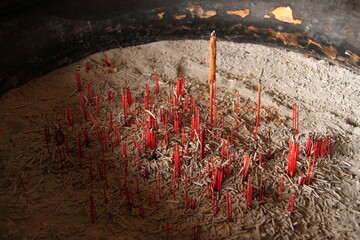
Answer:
xmin=0 ymin=40 xmax=359 ymax=239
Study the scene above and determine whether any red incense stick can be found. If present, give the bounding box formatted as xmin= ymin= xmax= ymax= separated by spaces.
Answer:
xmin=176 ymin=78 xmax=182 ymax=97
xmin=84 ymin=63 xmax=90 ymax=72
xmin=185 ymin=190 xmax=189 ymax=209
xmin=104 ymin=55 xmax=109 ymax=66
xmin=194 ymin=225 xmax=201 ymax=240
xmin=76 ymin=74 xmax=82 ymax=92
xmin=122 ymin=142 xmax=128 ymax=168
xmin=286 ymin=139 xmax=299 ymax=177
xmin=200 ymin=129 xmax=205 ymax=160
xmin=79 ymin=93 xmax=87 ymax=119
xmin=113 ymin=124 xmax=121 ymax=145
xmin=173 ymin=144 xmax=181 ymax=177
xmin=243 ymin=153 xmax=250 ymax=177
xmin=108 ymin=111 xmax=113 ymax=131
xmin=106 ymin=91 xmax=110 ymax=104
xmin=84 ymin=128 xmax=90 ymax=146
xmin=191 ymin=97 xmax=196 ymax=113
xmin=306 ymin=156 xmax=315 ymax=185
xmin=184 ymin=175 xmax=189 ymax=186
xmin=244 ymin=179 xmax=252 ymax=209
xmin=184 ymin=96 xmax=189 ymax=113
xmin=279 ymin=176 xmax=284 ymax=201
xmin=154 ymin=72 xmax=160 ymax=94
xmin=85 ymin=82 xmax=93 ymax=104
xmin=211 ymin=166 xmax=223 ymax=192
xmin=126 ymin=88 xmax=133 ymax=105
xmin=287 ymin=195 xmax=295 ymax=212
xmin=212 ymin=195 xmax=219 ymax=215
xmin=305 ymin=135 xmax=312 ymax=156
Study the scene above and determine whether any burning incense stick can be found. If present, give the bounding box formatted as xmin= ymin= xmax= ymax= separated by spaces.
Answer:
xmin=208 ymin=31 xmax=216 ymax=126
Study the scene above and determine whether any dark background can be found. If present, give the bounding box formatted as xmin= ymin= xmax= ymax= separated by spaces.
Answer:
xmin=0 ymin=0 xmax=359 ymax=94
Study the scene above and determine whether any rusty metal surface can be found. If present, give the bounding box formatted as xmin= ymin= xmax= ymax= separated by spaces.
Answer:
xmin=0 ymin=0 xmax=359 ymax=94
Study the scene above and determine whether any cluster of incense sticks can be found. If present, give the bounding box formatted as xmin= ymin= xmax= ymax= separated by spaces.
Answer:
xmin=286 ymin=138 xmax=300 ymax=177
xmin=211 ymin=166 xmax=223 ymax=192
xmin=145 ymin=115 xmax=157 ymax=150
xmin=39 ymin=35 xmax=338 ymax=239
xmin=305 ymin=134 xmax=332 ymax=159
